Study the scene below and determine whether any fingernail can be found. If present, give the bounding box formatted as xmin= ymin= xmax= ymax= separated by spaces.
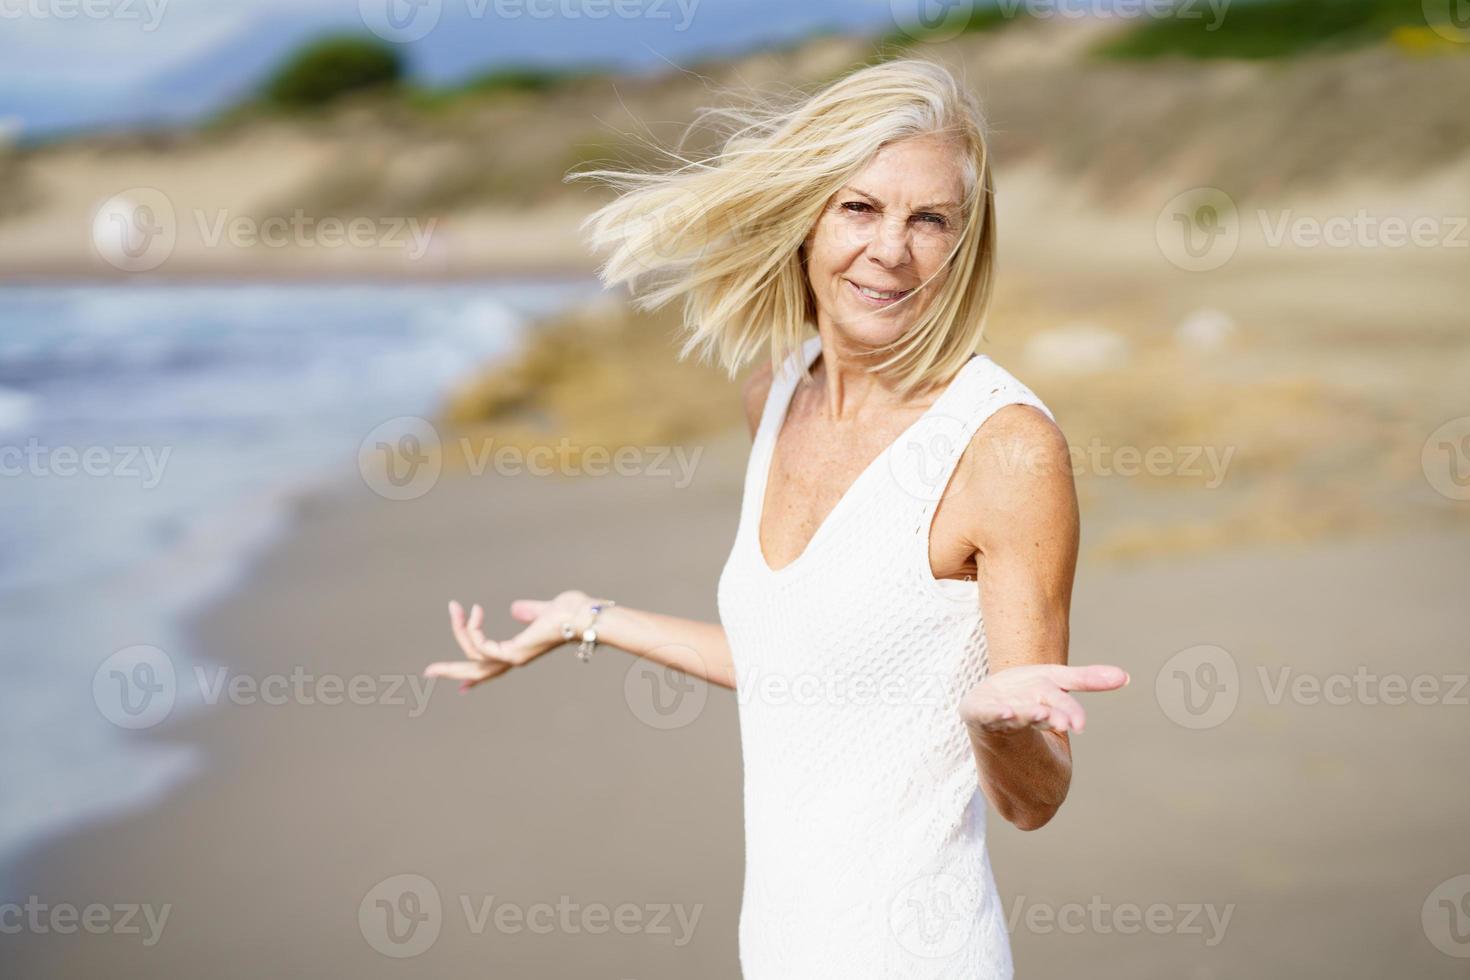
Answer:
xmin=459 ymin=681 xmax=469 ymax=693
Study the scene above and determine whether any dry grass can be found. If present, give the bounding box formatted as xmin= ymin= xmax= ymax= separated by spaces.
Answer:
xmin=438 ymin=297 xmax=745 ymax=472
xmin=425 ymin=270 xmax=1468 ymax=559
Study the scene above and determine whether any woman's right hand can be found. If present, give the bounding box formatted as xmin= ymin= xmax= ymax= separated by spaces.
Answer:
xmin=425 ymin=590 xmax=594 ymax=691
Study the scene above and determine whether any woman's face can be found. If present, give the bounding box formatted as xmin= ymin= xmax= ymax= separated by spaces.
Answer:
xmin=803 ymin=134 xmax=966 ymax=349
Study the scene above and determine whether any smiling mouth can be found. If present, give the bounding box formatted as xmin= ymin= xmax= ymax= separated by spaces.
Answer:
xmin=846 ymin=279 xmax=915 ymax=305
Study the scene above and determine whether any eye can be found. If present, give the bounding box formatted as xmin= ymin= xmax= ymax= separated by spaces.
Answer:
xmin=840 ymin=201 xmax=875 ymax=214
xmin=913 ymin=212 xmax=948 ymax=227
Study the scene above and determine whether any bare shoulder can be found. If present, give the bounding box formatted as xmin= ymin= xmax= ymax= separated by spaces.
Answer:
xmin=956 ymin=403 xmax=1077 ymax=550
xmin=973 ymin=402 xmax=1070 ymax=470
xmin=741 ymin=359 xmax=775 ymax=439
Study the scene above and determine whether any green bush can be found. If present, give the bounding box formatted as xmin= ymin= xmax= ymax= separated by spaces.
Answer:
xmin=263 ymin=35 xmax=405 ymax=109
xmin=1097 ymin=0 xmax=1429 ymax=60
xmin=463 ymin=66 xmax=572 ymax=96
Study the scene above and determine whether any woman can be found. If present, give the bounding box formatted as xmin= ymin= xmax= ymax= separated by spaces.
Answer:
xmin=426 ymin=58 xmax=1129 ymax=978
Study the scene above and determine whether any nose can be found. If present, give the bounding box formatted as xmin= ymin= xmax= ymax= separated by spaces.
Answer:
xmin=863 ymin=213 xmax=912 ymax=268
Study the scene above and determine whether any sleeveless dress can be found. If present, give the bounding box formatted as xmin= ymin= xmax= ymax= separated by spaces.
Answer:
xmin=716 ymin=334 xmax=1058 ymax=979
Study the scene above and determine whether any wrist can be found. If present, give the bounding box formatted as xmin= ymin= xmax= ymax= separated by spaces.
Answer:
xmin=569 ymin=597 xmax=617 ymax=662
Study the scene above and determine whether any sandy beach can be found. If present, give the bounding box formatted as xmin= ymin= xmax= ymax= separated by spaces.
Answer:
xmin=6 ymin=416 xmax=1468 ymax=976
xmin=4 ymin=13 xmax=1469 ymax=978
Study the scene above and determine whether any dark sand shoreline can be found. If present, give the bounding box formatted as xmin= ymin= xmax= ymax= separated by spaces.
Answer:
xmin=8 ymin=428 xmax=1470 ymax=977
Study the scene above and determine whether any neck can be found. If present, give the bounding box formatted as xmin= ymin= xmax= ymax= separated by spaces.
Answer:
xmin=806 ymin=321 xmax=927 ymax=424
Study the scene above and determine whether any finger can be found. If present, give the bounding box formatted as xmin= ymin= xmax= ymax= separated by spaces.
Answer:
xmin=466 ymin=604 xmax=504 ymax=661
xmin=461 ymin=669 xmax=495 ymax=691
xmin=1024 ymin=702 xmax=1051 ymax=727
xmin=510 ymin=598 xmax=548 ymax=623
xmin=448 ymin=600 xmax=475 ymax=656
xmin=1049 ymin=664 xmax=1130 ymax=693
xmin=461 ymin=660 xmax=511 ymax=689
xmin=1032 ymin=707 xmax=1061 ymax=733
xmin=469 ymin=603 xmax=543 ymax=666
xmin=449 ymin=600 xmax=488 ymax=662
xmin=424 ymin=660 xmax=497 ymax=681
xmin=1039 ymin=691 xmax=1088 ymax=733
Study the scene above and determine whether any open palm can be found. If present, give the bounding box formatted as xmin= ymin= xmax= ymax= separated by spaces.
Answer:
xmin=959 ymin=664 xmax=1129 ymax=735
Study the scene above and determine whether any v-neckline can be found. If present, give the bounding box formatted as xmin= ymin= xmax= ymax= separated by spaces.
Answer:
xmin=754 ymin=337 xmax=980 ymax=577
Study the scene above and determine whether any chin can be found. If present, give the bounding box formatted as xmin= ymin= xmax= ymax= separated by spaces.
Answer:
xmin=830 ymin=309 xmax=914 ymax=350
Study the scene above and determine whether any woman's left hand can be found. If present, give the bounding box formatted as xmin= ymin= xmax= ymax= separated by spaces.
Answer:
xmin=959 ymin=664 xmax=1129 ymax=736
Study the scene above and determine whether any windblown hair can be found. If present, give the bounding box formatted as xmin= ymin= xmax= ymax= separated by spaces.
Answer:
xmin=569 ymin=58 xmax=997 ymax=397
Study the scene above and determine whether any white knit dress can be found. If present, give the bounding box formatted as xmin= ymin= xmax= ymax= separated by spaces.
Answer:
xmin=717 ymin=335 xmax=1057 ymax=979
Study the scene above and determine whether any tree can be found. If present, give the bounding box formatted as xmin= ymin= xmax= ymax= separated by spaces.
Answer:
xmin=263 ymin=36 xmax=404 ymax=109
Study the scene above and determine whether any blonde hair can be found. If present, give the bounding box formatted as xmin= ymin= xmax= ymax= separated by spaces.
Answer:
xmin=569 ymin=58 xmax=997 ymax=397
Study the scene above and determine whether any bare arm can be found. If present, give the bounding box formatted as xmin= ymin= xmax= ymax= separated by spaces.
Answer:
xmin=425 ymin=361 xmax=776 ymax=694
xmin=947 ymin=405 xmax=1128 ymax=831
xmin=423 ymin=593 xmax=738 ymax=689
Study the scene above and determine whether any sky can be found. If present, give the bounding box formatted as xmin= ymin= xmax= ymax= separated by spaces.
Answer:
xmin=0 ymin=0 xmax=911 ymax=137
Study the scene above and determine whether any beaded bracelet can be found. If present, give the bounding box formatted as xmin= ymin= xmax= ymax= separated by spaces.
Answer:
xmin=561 ymin=599 xmax=616 ymax=662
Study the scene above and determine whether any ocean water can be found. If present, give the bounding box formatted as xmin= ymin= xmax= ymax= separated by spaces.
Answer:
xmin=0 ymin=279 xmax=599 ymax=892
